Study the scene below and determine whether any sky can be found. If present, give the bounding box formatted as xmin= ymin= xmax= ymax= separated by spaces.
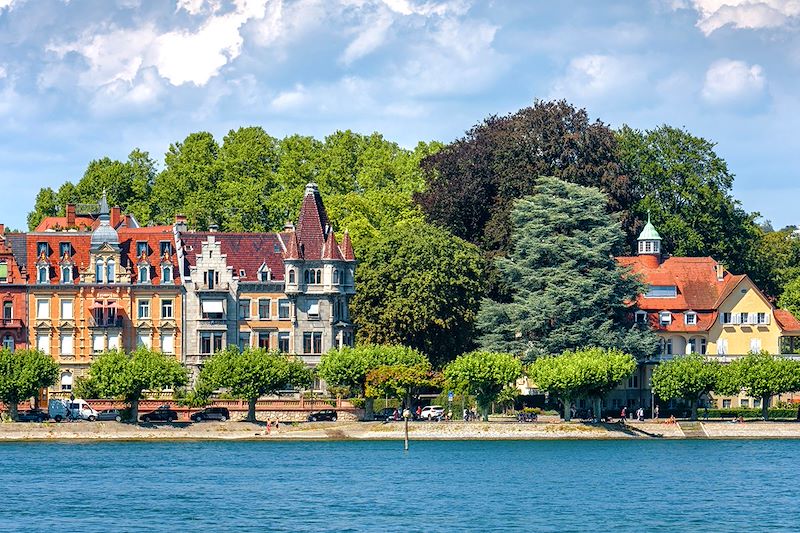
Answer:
xmin=0 ymin=0 xmax=799 ymax=230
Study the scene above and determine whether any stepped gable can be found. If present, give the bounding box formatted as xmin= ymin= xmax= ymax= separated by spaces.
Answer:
xmin=340 ymin=231 xmax=355 ymax=261
xmin=322 ymin=231 xmax=344 ymax=261
xmin=179 ymin=232 xmax=285 ymax=281
xmin=119 ymin=226 xmax=181 ymax=285
xmin=296 ymin=183 xmax=328 ymax=260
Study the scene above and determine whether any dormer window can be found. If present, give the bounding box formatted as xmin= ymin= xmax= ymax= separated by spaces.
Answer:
xmin=106 ymin=260 xmax=115 ymax=284
xmin=260 ymin=270 xmax=270 ymax=282
xmin=659 ymin=311 xmax=672 ymax=326
xmin=645 ymin=285 xmax=677 ymax=298
xmin=59 ymin=242 xmax=71 ymax=258
xmin=61 ymin=265 xmax=72 ymax=284
xmin=37 ymin=242 xmax=48 ymax=257
xmin=138 ymin=264 xmax=150 ymax=283
xmin=635 ymin=311 xmax=647 ymax=324
xmin=162 ymin=264 xmax=173 ymax=284
xmin=0 ymin=262 xmax=7 ymax=283
xmin=159 ymin=241 xmax=172 ymax=256
xmin=136 ymin=242 xmax=148 ymax=257
xmin=95 ymin=260 xmax=104 ymax=283
xmin=685 ymin=312 xmax=697 ymax=326
xmin=37 ymin=265 xmax=49 ymax=284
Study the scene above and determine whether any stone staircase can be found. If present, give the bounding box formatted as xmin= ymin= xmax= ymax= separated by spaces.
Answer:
xmin=677 ymin=421 xmax=707 ymax=439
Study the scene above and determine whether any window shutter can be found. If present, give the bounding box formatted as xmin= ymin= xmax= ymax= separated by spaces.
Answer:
xmin=765 ymin=313 xmax=771 ymax=325
xmin=748 ymin=313 xmax=756 ymax=325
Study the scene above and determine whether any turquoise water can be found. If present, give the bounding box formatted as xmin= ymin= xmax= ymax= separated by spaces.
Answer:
xmin=1 ymin=439 xmax=796 ymax=532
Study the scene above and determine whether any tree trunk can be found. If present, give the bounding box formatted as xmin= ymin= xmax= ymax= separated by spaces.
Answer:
xmin=594 ymin=398 xmax=602 ymax=422
xmin=563 ymin=398 xmax=571 ymax=421
xmin=690 ymin=402 xmax=698 ymax=421
xmin=365 ymin=397 xmax=374 ymax=421
xmin=481 ymin=404 xmax=489 ymax=422
xmin=130 ymin=399 xmax=139 ymax=423
xmin=9 ymin=402 xmax=18 ymax=422
xmin=762 ymin=395 xmax=769 ymax=421
xmin=247 ymin=397 xmax=257 ymax=422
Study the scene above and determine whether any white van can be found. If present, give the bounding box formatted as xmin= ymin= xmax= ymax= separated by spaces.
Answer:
xmin=48 ymin=399 xmax=99 ymax=422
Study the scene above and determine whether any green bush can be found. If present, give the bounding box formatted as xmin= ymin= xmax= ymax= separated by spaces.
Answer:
xmin=349 ymin=397 xmax=365 ymax=409
xmin=701 ymin=408 xmax=798 ymax=419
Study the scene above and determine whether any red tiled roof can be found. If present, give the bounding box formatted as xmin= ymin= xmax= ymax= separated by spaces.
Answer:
xmin=341 ymin=231 xmax=355 ymax=261
xmin=296 ymin=185 xmax=328 ymax=259
xmin=180 ymin=232 xmax=285 ymax=281
xmin=27 ymin=233 xmax=92 ymax=284
xmin=284 ymin=231 xmax=302 ymax=260
xmin=119 ymin=226 xmax=181 ymax=285
xmin=35 ymin=212 xmax=137 ymax=232
xmin=322 ymin=231 xmax=344 ymax=261
xmin=775 ymin=310 xmax=800 ymax=333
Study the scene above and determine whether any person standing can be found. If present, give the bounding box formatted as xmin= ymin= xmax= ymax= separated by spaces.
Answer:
xmin=620 ymin=406 xmax=627 ymax=420
xmin=654 ymin=405 xmax=660 ymax=419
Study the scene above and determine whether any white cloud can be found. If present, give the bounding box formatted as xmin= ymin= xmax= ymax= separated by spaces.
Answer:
xmin=0 ymin=65 xmax=6 ymax=79
xmin=702 ymin=58 xmax=766 ymax=104
xmin=89 ymin=68 xmax=165 ymax=115
xmin=0 ymin=0 xmax=18 ymax=11
xmin=271 ymin=83 xmax=310 ymax=110
xmin=676 ymin=1 xmax=800 ymax=35
xmin=551 ymin=54 xmax=647 ymax=102
xmin=340 ymin=9 xmax=394 ymax=65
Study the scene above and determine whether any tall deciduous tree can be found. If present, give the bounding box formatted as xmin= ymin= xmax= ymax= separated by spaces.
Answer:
xmin=527 ymin=348 xmax=636 ymax=421
xmin=82 ymin=348 xmax=188 ymax=422
xmin=443 ymin=351 xmax=523 ymax=421
xmin=317 ymin=345 xmax=427 ymax=419
xmin=650 ymin=354 xmax=720 ymax=420
xmin=477 ymin=177 xmax=656 ymax=359
xmin=200 ymin=347 xmax=312 ymax=422
xmin=352 ymin=221 xmax=485 ymax=366
xmin=0 ymin=348 xmax=59 ymax=421
xmin=365 ymin=362 xmax=441 ymax=411
xmin=716 ymin=351 xmax=800 ymax=420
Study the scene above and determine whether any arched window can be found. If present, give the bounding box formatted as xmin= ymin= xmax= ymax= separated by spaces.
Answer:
xmin=162 ymin=265 xmax=173 ymax=283
xmin=289 ymin=270 xmax=296 ymax=284
xmin=96 ymin=260 xmax=104 ymax=283
xmin=61 ymin=265 xmax=72 ymax=283
xmin=106 ymin=260 xmax=115 ymax=284
xmin=139 ymin=264 xmax=150 ymax=283
xmin=315 ymin=269 xmax=322 ymax=284
xmin=304 ymin=270 xmax=310 ymax=283
xmin=38 ymin=265 xmax=48 ymax=284
xmin=333 ymin=269 xmax=339 ymax=284
xmin=60 ymin=372 xmax=73 ymax=392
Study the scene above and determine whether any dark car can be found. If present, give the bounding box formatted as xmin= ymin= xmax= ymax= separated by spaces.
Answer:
xmin=140 ymin=405 xmax=178 ymax=423
xmin=307 ymin=410 xmax=337 ymax=422
xmin=96 ymin=409 xmax=123 ymax=422
xmin=191 ymin=407 xmax=230 ymax=422
xmin=17 ymin=409 xmax=49 ymax=422
xmin=373 ymin=407 xmax=399 ymax=421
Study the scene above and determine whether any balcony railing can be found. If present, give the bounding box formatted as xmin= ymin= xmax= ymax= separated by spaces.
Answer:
xmin=195 ymin=282 xmax=229 ymax=292
xmin=88 ymin=316 xmax=124 ymax=328
xmin=0 ymin=318 xmax=23 ymax=329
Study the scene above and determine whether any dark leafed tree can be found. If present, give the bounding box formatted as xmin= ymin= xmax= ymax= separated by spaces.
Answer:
xmin=477 ymin=177 xmax=657 ymax=360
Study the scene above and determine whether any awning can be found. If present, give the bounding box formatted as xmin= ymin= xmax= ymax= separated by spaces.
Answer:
xmin=202 ymin=300 xmax=224 ymax=314
xmin=308 ymin=303 xmax=319 ymax=316
xmin=89 ymin=301 xmax=105 ymax=310
xmin=89 ymin=300 xmax=122 ymax=310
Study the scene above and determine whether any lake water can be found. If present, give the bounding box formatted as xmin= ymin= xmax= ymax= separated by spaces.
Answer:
xmin=1 ymin=439 xmax=796 ymax=532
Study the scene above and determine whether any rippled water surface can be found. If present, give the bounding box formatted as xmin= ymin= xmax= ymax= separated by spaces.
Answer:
xmin=1 ymin=439 xmax=797 ymax=532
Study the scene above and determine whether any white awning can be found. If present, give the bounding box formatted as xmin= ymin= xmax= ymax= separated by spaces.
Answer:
xmin=61 ymin=372 xmax=73 ymax=386
xmin=202 ymin=300 xmax=224 ymax=314
xmin=308 ymin=303 xmax=319 ymax=316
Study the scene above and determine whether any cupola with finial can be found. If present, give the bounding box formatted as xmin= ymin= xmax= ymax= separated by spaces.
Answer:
xmin=637 ymin=212 xmax=662 ymax=265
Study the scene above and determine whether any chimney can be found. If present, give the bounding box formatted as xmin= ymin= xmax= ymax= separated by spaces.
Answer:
xmin=0 ymin=224 xmax=4 ymax=235
xmin=283 ymin=220 xmax=295 ymax=232
xmin=209 ymin=224 xmax=219 ymax=233
xmin=715 ymin=263 xmax=725 ymax=281
xmin=174 ymin=214 xmax=188 ymax=232
xmin=66 ymin=204 xmax=76 ymax=226
xmin=110 ymin=206 xmax=122 ymax=228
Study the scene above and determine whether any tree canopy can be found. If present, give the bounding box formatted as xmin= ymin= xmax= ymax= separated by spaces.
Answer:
xmin=0 ymin=348 xmax=59 ymax=421
xmin=477 ymin=177 xmax=656 ymax=360
xmin=443 ymin=351 xmax=523 ymax=421
xmin=365 ymin=362 xmax=441 ymax=409
xmin=716 ymin=351 xmax=800 ymax=420
xmin=351 ymin=220 xmax=484 ymax=365
xmin=651 ymin=355 xmax=720 ymax=420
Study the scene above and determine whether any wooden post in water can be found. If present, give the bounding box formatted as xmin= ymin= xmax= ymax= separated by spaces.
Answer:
xmin=403 ymin=408 xmax=410 ymax=451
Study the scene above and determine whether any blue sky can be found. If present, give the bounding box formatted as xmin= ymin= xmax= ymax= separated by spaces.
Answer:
xmin=0 ymin=0 xmax=798 ymax=230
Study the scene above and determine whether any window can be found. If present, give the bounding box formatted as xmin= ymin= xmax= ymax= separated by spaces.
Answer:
xmin=96 ymin=260 xmax=104 ymax=283
xmin=756 ymin=312 xmax=768 ymax=325
xmin=635 ymin=311 xmax=647 ymax=324
xmin=278 ymin=299 xmax=290 ymax=319
xmin=161 ymin=333 xmax=175 ymax=354
xmin=61 ymin=265 xmax=72 ymax=283
xmin=200 ymin=332 xmax=224 ymax=354
xmin=138 ymin=299 xmax=150 ymax=319
xmin=36 ymin=299 xmax=50 ymax=319
xmin=2 ymin=335 xmax=14 ymax=351
xmin=688 ymin=338 xmax=697 ymax=354
xmin=108 ymin=334 xmax=119 ymax=351
xmin=664 ymin=338 xmax=673 ymax=355
xmin=685 ymin=312 xmax=697 ymax=325
xmin=259 ymin=270 xmax=270 ymax=282
xmin=700 ymin=338 xmax=707 ymax=355
xmin=722 ymin=312 xmax=732 ymax=325
xmin=92 ymin=334 xmax=104 ymax=353
xmin=238 ymin=299 xmax=251 ymax=320
xmin=136 ymin=242 xmax=148 ymax=257
xmin=161 ymin=265 xmax=173 ymax=283
xmin=205 ymin=270 xmax=217 ymax=289
xmin=308 ymin=300 xmax=320 ymax=319
xmin=659 ymin=311 xmax=672 ymax=326
xmin=38 ymin=265 xmax=48 ymax=283
xmin=3 ymin=302 xmax=12 ymax=320
xmin=59 ymin=242 xmax=71 ymax=257
xmin=305 ymin=269 xmax=321 ymax=284
xmin=750 ymin=338 xmax=762 ymax=352
xmin=239 ymin=269 xmax=246 ymax=278
xmin=0 ymin=262 xmax=6 ymax=283
xmin=278 ymin=332 xmax=290 ymax=353
xmin=333 ymin=269 xmax=340 ymax=284
xmin=160 ymin=241 xmax=172 ymax=256
xmin=201 ymin=300 xmax=224 ymax=320
xmin=60 ymin=372 xmax=73 ymax=392
xmin=722 ymin=399 xmax=732 ymax=408
xmin=718 ymin=338 xmax=728 ymax=355
xmin=289 ymin=270 xmax=296 ymax=284
xmin=61 ymin=334 xmax=73 ymax=355
xmin=161 ymin=299 xmax=173 ymax=319
xmin=238 ymin=331 xmax=250 ymax=351
xmin=645 ymin=285 xmax=677 ymax=298
xmin=258 ymin=332 xmax=270 ymax=349
xmin=303 ymin=332 xmax=322 ymax=354
xmin=37 ymin=242 xmax=48 ymax=257
xmin=138 ymin=264 xmax=150 ymax=283
xmin=60 ymin=299 xmax=73 ymax=320
xmin=259 ymin=299 xmax=271 ymax=319
xmin=753 ymin=398 xmax=762 ymax=408
xmin=740 ymin=399 xmax=749 ymax=408
xmin=106 ymin=260 xmax=115 ymax=284
xmin=37 ymin=333 xmax=49 ymax=353
xmin=739 ymin=312 xmax=749 ymax=325
xmin=627 ymin=375 xmax=639 ymax=389
xmin=137 ymin=332 xmax=151 ymax=349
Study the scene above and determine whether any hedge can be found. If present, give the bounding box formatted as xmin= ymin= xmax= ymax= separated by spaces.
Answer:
xmin=700 ymin=408 xmax=799 ymax=419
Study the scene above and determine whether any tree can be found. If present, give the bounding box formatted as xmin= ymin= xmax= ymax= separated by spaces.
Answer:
xmin=365 ymin=362 xmax=441 ymax=411
xmin=200 ymin=347 xmax=312 ymax=422
xmin=716 ymin=351 xmax=800 ymax=420
xmin=27 ymin=187 xmax=58 ymax=230
xmin=82 ymin=348 xmax=188 ymax=422
xmin=416 ymin=100 xmax=631 ymax=252
xmin=0 ymin=348 xmax=58 ymax=421
xmin=477 ymin=177 xmax=657 ymax=360
xmin=651 ymin=355 xmax=720 ymax=420
xmin=352 ymin=220 xmax=485 ymax=365
xmin=527 ymin=348 xmax=636 ymax=421
xmin=443 ymin=351 xmax=523 ymax=421
xmin=317 ymin=345 xmax=427 ymax=418
xmin=779 ymin=277 xmax=800 ymax=320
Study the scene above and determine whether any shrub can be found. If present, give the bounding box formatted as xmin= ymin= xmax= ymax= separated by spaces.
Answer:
xmin=701 ymin=408 xmax=798 ymax=419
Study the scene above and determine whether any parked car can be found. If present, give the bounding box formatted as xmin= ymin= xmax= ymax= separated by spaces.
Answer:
xmin=373 ymin=407 xmax=399 ymax=421
xmin=307 ymin=410 xmax=337 ymax=422
xmin=420 ymin=405 xmax=445 ymax=420
xmin=49 ymin=399 xmax=98 ymax=422
xmin=140 ymin=405 xmax=179 ymax=423
xmin=96 ymin=409 xmax=123 ymax=422
xmin=16 ymin=409 xmax=49 ymax=422
xmin=191 ymin=407 xmax=230 ymax=422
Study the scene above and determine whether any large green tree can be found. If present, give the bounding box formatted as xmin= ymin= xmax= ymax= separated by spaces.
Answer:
xmin=365 ymin=362 xmax=441 ymax=411
xmin=477 ymin=177 xmax=656 ymax=359
xmin=317 ymin=345 xmax=428 ymax=419
xmin=443 ymin=351 xmax=523 ymax=421
xmin=0 ymin=348 xmax=59 ymax=421
xmin=82 ymin=348 xmax=188 ymax=422
xmin=352 ymin=220 xmax=485 ymax=365
xmin=199 ymin=347 xmax=312 ymax=422
xmin=651 ymin=355 xmax=720 ymax=420
xmin=527 ymin=347 xmax=636 ymax=421
xmin=716 ymin=351 xmax=800 ymax=420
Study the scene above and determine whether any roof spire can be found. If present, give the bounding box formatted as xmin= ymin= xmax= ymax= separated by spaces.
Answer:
xmin=99 ymin=189 xmax=110 ymax=220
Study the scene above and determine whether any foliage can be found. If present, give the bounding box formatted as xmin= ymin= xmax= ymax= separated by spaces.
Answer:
xmin=352 ymin=221 xmax=485 ymax=365
xmin=0 ymin=348 xmax=59 ymax=420
xmin=527 ymin=347 xmax=636 ymax=420
xmin=199 ymin=347 xmax=312 ymax=421
xmin=317 ymin=345 xmax=427 ymax=397
xmin=477 ymin=177 xmax=657 ymax=359
xmin=364 ymin=362 xmax=442 ymax=405
xmin=778 ymin=275 xmax=800 ymax=319
xmin=715 ymin=351 xmax=800 ymax=420
xmin=698 ymin=408 xmax=798 ymax=419
xmin=651 ymin=355 xmax=720 ymax=420
xmin=443 ymin=351 xmax=523 ymax=420
xmin=82 ymin=348 xmax=188 ymax=422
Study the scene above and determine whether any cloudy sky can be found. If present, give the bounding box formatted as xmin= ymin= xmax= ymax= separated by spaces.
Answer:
xmin=0 ymin=0 xmax=798 ymax=230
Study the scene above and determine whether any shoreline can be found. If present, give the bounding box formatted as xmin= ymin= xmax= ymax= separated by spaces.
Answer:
xmin=3 ymin=420 xmax=800 ymax=442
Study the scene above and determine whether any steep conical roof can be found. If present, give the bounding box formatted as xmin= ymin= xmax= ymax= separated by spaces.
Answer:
xmin=340 ymin=231 xmax=355 ymax=261
xmin=322 ymin=231 xmax=344 ymax=261
xmin=284 ymin=231 xmax=302 ymax=260
xmin=91 ymin=190 xmax=120 ymax=250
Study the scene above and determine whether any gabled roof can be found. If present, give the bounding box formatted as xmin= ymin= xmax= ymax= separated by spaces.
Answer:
xmin=180 ymin=232 xmax=285 ymax=281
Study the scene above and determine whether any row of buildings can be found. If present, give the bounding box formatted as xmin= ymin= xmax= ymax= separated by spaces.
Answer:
xmin=0 ymin=183 xmax=356 ymax=395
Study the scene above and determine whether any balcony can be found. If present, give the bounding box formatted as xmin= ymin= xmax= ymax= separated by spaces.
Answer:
xmin=88 ymin=315 xmax=124 ymax=329
xmin=194 ymin=282 xmax=229 ymax=292
xmin=0 ymin=318 xmax=23 ymax=329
